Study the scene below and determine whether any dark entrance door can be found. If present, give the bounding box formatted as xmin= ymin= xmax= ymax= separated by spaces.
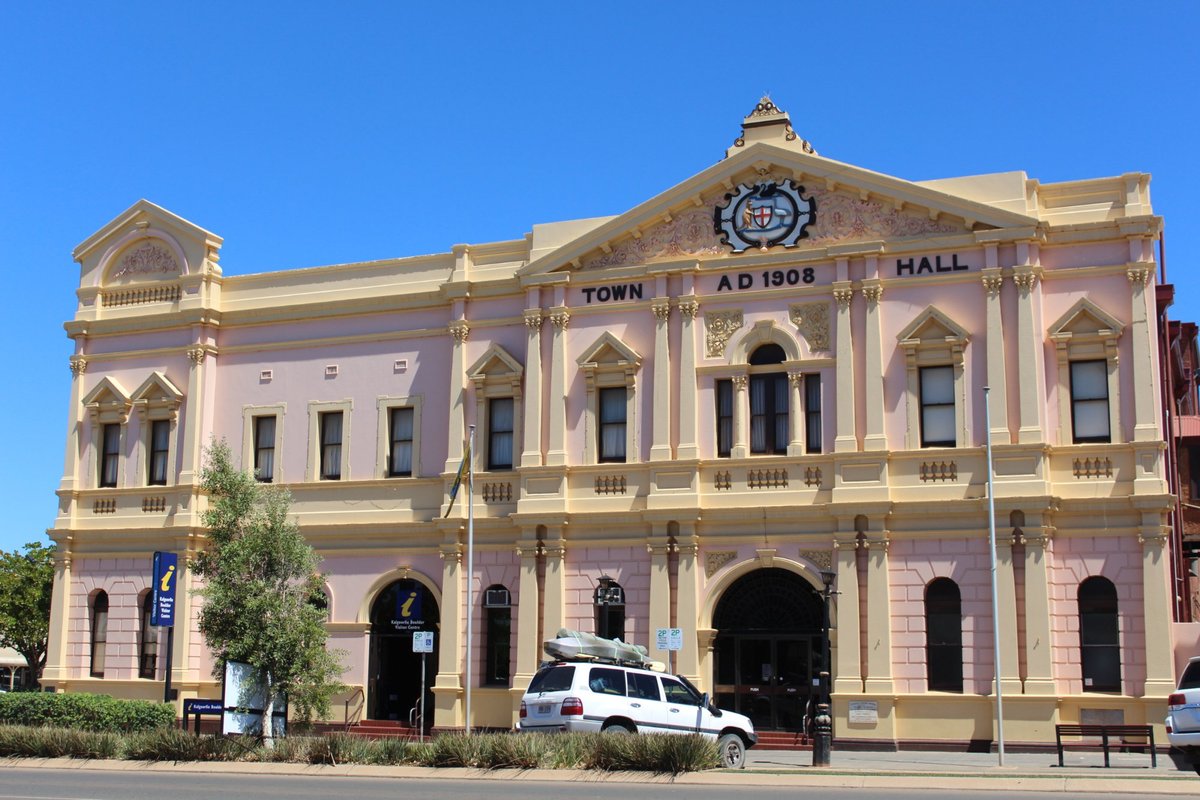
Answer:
xmin=713 ymin=568 xmax=825 ymax=732
xmin=369 ymin=580 xmax=439 ymax=730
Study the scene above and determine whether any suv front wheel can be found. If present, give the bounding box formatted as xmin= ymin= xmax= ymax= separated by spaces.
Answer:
xmin=718 ymin=733 xmax=746 ymax=769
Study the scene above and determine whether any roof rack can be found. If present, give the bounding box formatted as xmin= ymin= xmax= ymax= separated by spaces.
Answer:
xmin=542 ymin=628 xmax=666 ymax=672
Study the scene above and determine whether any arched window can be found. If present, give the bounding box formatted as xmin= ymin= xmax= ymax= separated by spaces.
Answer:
xmin=138 ymin=592 xmax=158 ymax=679
xmin=749 ymin=344 xmax=788 ymax=454
xmin=483 ymin=585 xmax=511 ymax=686
xmin=925 ymin=578 xmax=963 ymax=692
xmin=594 ymin=577 xmax=625 ymax=641
xmin=1078 ymin=576 xmax=1121 ymax=692
xmin=90 ymin=591 xmax=109 ymax=678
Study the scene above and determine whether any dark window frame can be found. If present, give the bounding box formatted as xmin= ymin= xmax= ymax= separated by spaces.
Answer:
xmin=100 ymin=424 xmax=120 ymax=488
xmin=925 ymin=577 xmax=964 ymax=693
xmin=598 ymin=387 xmax=627 ymax=463
xmin=487 ymin=397 xmax=514 ymax=471
xmin=319 ymin=411 xmax=343 ymax=480
xmin=483 ymin=584 xmax=511 ymax=686
xmin=253 ymin=415 xmax=276 ymax=483
xmin=147 ymin=419 xmax=170 ymax=486
xmin=749 ymin=372 xmax=789 ymax=455
xmin=1079 ymin=576 xmax=1121 ymax=693
xmin=805 ymin=373 xmax=822 ymax=454
xmin=90 ymin=591 xmax=109 ymax=678
xmin=1070 ymin=360 xmax=1111 ymax=444
xmin=388 ymin=406 xmax=414 ymax=477
xmin=919 ymin=365 xmax=956 ymax=448
xmin=138 ymin=592 xmax=157 ymax=679
xmin=594 ymin=581 xmax=626 ymax=641
xmin=716 ymin=379 xmax=733 ymax=458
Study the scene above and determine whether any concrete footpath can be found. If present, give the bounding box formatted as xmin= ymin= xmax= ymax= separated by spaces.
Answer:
xmin=2 ymin=748 xmax=1198 ymax=795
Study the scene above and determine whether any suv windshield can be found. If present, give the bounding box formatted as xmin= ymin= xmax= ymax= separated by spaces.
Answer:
xmin=527 ymin=665 xmax=575 ymax=694
xmin=1180 ymin=661 xmax=1200 ymax=691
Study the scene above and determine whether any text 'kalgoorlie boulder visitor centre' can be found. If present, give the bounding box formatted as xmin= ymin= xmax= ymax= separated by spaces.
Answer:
xmin=45 ymin=98 xmax=1198 ymax=747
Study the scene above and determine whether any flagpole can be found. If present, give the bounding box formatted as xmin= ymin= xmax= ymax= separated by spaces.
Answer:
xmin=465 ymin=424 xmax=475 ymax=734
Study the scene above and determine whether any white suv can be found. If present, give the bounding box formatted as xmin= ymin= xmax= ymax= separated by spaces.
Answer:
xmin=518 ymin=660 xmax=757 ymax=768
xmin=1167 ymin=656 xmax=1200 ymax=774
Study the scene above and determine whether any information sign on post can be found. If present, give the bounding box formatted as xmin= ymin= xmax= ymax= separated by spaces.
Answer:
xmin=412 ymin=632 xmax=434 ymax=653
xmin=655 ymin=628 xmax=683 ymax=651
xmin=151 ymin=552 xmax=178 ymax=626
xmin=412 ymin=632 xmax=434 ymax=742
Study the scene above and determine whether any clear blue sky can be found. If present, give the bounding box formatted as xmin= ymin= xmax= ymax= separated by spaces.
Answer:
xmin=1 ymin=2 xmax=1197 ymax=552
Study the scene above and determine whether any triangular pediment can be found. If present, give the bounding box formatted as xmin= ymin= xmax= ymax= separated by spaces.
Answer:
xmin=81 ymin=376 xmax=130 ymax=409
xmin=519 ymin=142 xmax=1040 ymax=277
xmin=1050 ymin=298 xmax=1124 ymax=338
xmin=577 ymin=331 xmax=641 ymax=368
xmin=897 ymin=306 xmax=969 ymax=345
xmin=468 ymin=344 xmax=523 ymax=380
xmin=131 ymin=372 xmax=184 ymax=405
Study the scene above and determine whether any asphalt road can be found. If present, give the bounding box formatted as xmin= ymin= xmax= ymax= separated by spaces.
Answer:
xmin=0 ymin=769 xmax=1157 ymax=800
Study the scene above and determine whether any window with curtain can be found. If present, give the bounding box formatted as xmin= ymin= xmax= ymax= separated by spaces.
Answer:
xmin=320 ymin=411 xmax=343 ymax=480
xmin=254 ymin=416 xmax=276 ymax=482
xmin=488 ymin=398 xmax=514 ymax=471
xmin=148 ymin=420 xmax=170 ymax=486
xmin=483 ymin=585 xmax=511 ymax=686
xmin=388 ymin=407 xmax=413 ymax=477
xmin=138 ymin=592 xmax=157 ymax=679
xmin=805 ymin=374 xmax=822 ymax=454
xmin=90 ymin=591 xmax=109 ymax=678
xmin=716 ymin=379 xmax=733 ymax=458
xmin=925 ymin=578 xmax=963 ymax=692
xmin=748 ymin=344 xmax=788 ymax=454
xmin=100 ymin=424 xmax=120 ymax=488
xmin=1070 ymin=360 xmax=1111 ymax=443
xmin=598 ymin=387 xmax=627 ymax=463
xmin=919 ymin=365 xmax=956 ymax=447
xmin=1079 ymin=576 xmax=1121 ymax=692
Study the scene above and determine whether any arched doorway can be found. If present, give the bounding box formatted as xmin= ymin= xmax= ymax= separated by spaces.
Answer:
xmin=369 ymin=579 xmax=440 ymax=728
xmin=713 ymin=568 xmax=824 ymax=731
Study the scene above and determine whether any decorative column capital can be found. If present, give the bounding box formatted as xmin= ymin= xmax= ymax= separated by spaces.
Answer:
xmin=1012 ymin=268 xmax=1039 ymax=293
xmin=69 ymin=356 xmax=88 ymax=376
xmin=1127 ymin=266 xmax=1153 ymax=287
xmin=448 ymin=320 xmax=470 ymax=343
xmin=731 ymin=374 xmax=749 ymax=391
xmin=651 ymin=299 xmax=672 ymax=322
xmin=861 ymin=282 xmax=883 ymax=306
xmin=542 ymin=542 xmax=567 ymax=560
xmin=787 ymin=371 xmax=804 ymax=388
xmin=646 ymin=542 xmax=674 ymax=557
xmin=549 ymin=308 xmax=571 ymax=330
xmin=832 ymin=535 xmax=860 ymax=551
xmin=677 ymin=299 xmax=699 ymax=320
xmin=862 ymin=536 xmax=890 ymax=553
xmin=515 ymin=540 xmax=542 ymax=558
xmin=186 ymin=346 xmax=208 ymax=366
xmin=1138 ymin=528 xmax=1170 ymax=547
xmin=523 ymin=310 xmax=543 ymax=331
xmin=832 ymin=283 xmax=854 ymax=310
xmin=982 ymin=272 xmax=1004 ymax=298
xmin=439 ymin=544 xmax=463 ymax=563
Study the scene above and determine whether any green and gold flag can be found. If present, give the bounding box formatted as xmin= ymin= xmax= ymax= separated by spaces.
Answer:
xmin=443 ymin=441 xmax=471 ymax=518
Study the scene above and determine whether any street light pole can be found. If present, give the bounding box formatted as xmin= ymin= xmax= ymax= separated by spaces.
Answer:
xmin=813 ymin=569 xmax=836 ymax=767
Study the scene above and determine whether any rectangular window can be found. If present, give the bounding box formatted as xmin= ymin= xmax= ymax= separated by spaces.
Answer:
xmin=254 ymin=416 xmax=276 ymax=483
xmin=99 ymin=424 xmax=120 ymax=488
xmin=485 ymin=605 xmax=511 ymax=686
xmin=1071 ymin=360 xmax=1111 ymax=443
xmin=716 ymin=380 xmax=733 ymax=458
xmin=319 ymin=411 xmax=343 ymax=480
xmin=90 ymin=595 xmax=108 ymax=678
xmin=805 ymin=374 xmax=822 ymax=454
xmin=388 ymin=407 xmax=413 ymax=477
xmin=147 ymin=420 xmax=169 ymax=486
xmin=750 ymin=373 xmax=788 ymax=454
xmin=919 ymin=366 xmax=956 ymax=447
xmin=138 ymin=594 xmax=157 ymax=680
xmin=488 ymin=398 xmax=514 ymax=471
xmin=598 ymin=387 xmax=627 ymax=463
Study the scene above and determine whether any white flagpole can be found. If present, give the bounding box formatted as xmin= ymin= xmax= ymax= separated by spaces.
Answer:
xmin=984 ymin=387 xmax=1005 ymax=766
xmin=465 ymin=424 xmax=475 ymax=734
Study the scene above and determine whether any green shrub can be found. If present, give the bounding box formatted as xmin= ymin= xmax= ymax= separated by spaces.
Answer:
xmin=121 ymin=729 xmax=238 ymax=761
xmin=476 ymin=732 xmax=543 ymax=769
xmin=364 ymin=736 xmax=415 ymax=766
xmin=0 ymin=693 xmax=174 ymax=733
xmin=307 ymin=732 xmax=373 ymax=765
xmin=586 ymin=732 xmax=716 ymax=774
xmin=0 ymin=724 xmax=119 ymax=759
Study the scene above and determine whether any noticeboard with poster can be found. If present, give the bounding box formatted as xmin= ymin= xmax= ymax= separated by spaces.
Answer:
xmin=221 ymin=659 xmax=287 ymax=737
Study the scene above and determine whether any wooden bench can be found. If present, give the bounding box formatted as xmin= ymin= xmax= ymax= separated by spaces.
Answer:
xmin=1055 ymin=724 xmax=1156 ymax=768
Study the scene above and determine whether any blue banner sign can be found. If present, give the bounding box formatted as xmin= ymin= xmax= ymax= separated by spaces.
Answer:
xmin=183 ymin=699 xmax=223 ymax=715
xmin=391 ymin=581 xmax=424 ymax=631
xmin=151 ymin=551 xmax=178 ymax=627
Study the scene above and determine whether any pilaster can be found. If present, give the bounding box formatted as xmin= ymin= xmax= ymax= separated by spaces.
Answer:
xmin=650 ymin=299 xmax=673 ymax=461
xmin=1021 ymin=526 xmax=1056 ymax=694
xmin=1127 ymin=265 xmax=1159 ymax=443
xmin=60 ymin=355 xmax=88 ymax=495
xmin=179 ymin=344 xmax=212 ymax=488
xmin=433 ymin=543 xmax=464 ymax=729
xmin=41 ymin=547 xmax=72 ymax=685
xmin=511 ymin=539 xmax=542 ymax=703
xmin=731 ymin=375 xmax=749 ymax=459
xmin=546 ymin=309 xmax=569 ymax=467
xmin=981 ymin=268 xmax=1011 ymax=443
xmin=833 ymin=282 xmax=857 ymax=452
xmin=862 ymin=280 xmax=886 ymax=451
xmin=675 ymin=529 xmax=701 ymax=684
xmin=1140 ymin=524 xmax=1177 ymax=695
xmin=520 ymin=311 xmax=544 ymax=467
xmin=787 ymin=372 xmax=804 ymax=455
xmin=994 ymin=535 xmax=1022 ymax=695
xmin=647 ymin=533 xmax=672 ymax=657
xmin=1013 ymin=266 xmax=1045 ymax=444
xmin=677 ymin=299 xmax=699 ymax=460
xmin=832 ymin=534 xmax=863 ymax=694
xmin=863 ymin=534 xmax=893 ymax=694
xmin=541 ymin=530 xmax=566 ymax=639
xmin=444 ymin=321 xmax=469 ymax=473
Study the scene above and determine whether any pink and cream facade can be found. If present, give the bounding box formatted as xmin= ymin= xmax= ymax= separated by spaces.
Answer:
xmin=45 ymin=101 xmax=1190 ymax=746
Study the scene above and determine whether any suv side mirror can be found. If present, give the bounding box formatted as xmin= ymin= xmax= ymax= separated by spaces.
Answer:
xmin=701 ymin=692 xmax=722 ymax=717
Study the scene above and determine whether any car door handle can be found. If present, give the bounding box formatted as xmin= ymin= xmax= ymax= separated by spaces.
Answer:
xmin=670 ymin=708 xmax=680 ymax=713
xmin=631 ymin=703 xmax=641 ymax=708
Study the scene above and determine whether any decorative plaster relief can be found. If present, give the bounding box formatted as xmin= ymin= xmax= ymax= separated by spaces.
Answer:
xmin=799 ymin=549 xmax=832 ymax=571
xmin=789 ymin=302 xmax=830 ymax=351
xmin=705 ymin=550 xmax=736 ymax=578
xmin=109 ymin=242 xmax=180 ymax=281
xmin=705 ymin=310 xmax=743 ymax=358
xmin=581 ymin=187 xmax=965 ymax=270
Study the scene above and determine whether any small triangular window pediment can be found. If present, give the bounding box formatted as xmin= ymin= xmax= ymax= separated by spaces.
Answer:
xmin=897 ymin=306 xmax=969 ymax=346
xmin=1049 ymin=298 xmax=1124 ymax=339
xmin=131 ymin=372 xmax=184 ymax=410
xmin=577 ymin=331 xmax=641 ymax=369
xmin=81 ymin=376 xmax=130 ymax=409
xmin=468 ymin=344 xmax=523 ymax=381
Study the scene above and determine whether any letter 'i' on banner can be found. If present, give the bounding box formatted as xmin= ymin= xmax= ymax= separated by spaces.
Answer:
xmin=151 ymin=552 xmax=178 ymax=626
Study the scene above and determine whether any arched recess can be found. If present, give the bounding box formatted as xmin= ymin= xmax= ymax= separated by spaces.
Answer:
xmin=356 ymin=568 xmax=442 ymax=624
xmin=728 ymin=320 xmax=802 ymax=366
xmin=363 ymin=570 xmax=443 ymax=726
xmin=702 ymin=558 xmax=828 ymax=732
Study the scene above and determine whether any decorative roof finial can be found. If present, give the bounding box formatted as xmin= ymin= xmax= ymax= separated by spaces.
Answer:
xmin=728 ymin=96 xmax=816 ymax=158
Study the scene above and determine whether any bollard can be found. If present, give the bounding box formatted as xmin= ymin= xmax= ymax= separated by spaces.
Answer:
xmin=812 ymin=702 xmax=832 ymax=767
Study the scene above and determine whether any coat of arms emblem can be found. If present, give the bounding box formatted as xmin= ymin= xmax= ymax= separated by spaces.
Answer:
xmin=713 ymin=180 xmax=816 ymax=253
